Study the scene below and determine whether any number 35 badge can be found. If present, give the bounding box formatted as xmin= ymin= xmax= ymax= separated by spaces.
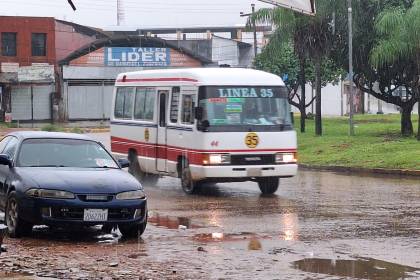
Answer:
xmin=245 ymin=132 xmax=259 ymax=148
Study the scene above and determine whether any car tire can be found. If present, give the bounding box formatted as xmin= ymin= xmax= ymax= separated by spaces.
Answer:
xmin=180 ymin=160 xmax=201 ymax=194
xmin=5 ymin=191 xmax=33 ymax=238
xmin=257 ymin=177 xmax=279 ymax=195
xmin=128 ymin=152 xmax=159 ymax=186
xmin=119 ymin=220 xmax=147 ymax=238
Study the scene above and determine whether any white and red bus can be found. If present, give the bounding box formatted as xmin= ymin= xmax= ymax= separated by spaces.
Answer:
xmin=111 ymin=68 xmax=297 ymax=194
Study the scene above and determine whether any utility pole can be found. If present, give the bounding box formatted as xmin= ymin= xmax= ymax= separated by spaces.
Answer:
xmin=117 ymin=0 xmax=125 ymax=26
xmin=240 ymin=3 xmax=258 ymax=58
xmin=348 ymin=0 xmax=355 ymax=136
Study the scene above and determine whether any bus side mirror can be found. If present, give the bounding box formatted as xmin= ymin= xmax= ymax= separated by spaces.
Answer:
xmin=194 ymin=107 xmax=203 ymax=120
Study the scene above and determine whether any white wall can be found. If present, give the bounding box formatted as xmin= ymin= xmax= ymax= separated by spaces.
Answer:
xmin=211 ymin=37 xmax=239 ymax=67
xmin=291 ymin=82 xmax=418 ymax=116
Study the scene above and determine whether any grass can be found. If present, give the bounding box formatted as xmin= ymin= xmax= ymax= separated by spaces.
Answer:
xmin=41 ymin=124 xmax=65 ymax=132
xmin=296 ymin=114 xmax=420 ymax=170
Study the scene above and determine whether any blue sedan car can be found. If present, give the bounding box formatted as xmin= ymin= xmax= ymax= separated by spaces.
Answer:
xmin=0 ymin=131 xmax=147 ymax=238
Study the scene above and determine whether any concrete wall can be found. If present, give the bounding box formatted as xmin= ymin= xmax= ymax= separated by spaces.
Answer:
xmin=211 ymin=36 xmax=239 ymax=66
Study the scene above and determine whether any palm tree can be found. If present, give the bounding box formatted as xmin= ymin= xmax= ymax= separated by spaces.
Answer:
xmin=249 ymin=1 xmax=340 ymax=136
xmin=370 ymin=0 xmax=420 ymax=139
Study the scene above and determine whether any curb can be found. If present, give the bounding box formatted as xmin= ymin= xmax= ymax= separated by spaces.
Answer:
xmin=84 ymin=128 xmax=110 ymax=133
xmin=298 ymin=164 xmax=420 ymax=177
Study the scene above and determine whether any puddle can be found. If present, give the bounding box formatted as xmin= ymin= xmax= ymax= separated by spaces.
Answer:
xmin=193 ymin=232 xmax=265 ymax=243
xmin=148 ymin=214 xmax=201 ymax=229
xmin=293 ymin=258 xmax=420 ymax=280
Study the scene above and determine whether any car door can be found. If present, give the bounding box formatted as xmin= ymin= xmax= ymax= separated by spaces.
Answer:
xmin=0 ymin=136 xmax=13 ymax=209
xmin=0 ymin=136 xmax=19 ymax=209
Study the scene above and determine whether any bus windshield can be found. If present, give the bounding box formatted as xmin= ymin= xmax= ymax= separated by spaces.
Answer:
xmin=198 ymin=86 xmax=292 ymax=132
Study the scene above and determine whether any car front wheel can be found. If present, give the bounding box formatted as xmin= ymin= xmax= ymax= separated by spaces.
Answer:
xmin=119 ymin=219 xmax=147 ymax=238
xmin=5 ymin=191 xmax=33 ymax=238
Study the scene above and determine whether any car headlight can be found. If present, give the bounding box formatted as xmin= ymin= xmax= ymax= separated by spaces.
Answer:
xmin=202 ymin=154 xmax=231 ymax=165
xmin=275 ymin=153 xmax=297 ymax=164
xmin=26 ymin=188 xmax=75 ymax=199
xmin=116 ymin=190 xmax=146 ymax=200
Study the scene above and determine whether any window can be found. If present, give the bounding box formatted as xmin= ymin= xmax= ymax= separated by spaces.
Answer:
xmin=114 ymin=87 xmax=135 ymax=119
xmin=17 ymin=139 xmax=118 ymax=168
xmin=0 ymin=136 xmax=12 ymax=153
xmin=170 ymin=87 xmax=180 ymax=123
xmin=1 ymin=33 xmax=17 ymax=56
xmin=181 ymin=94 xmax=195 ymax=124
xmin=134 ymin=88 xmax=155 ymax=121
xmin=31 ymin=33 xmax=47 ymax=56
xmin=3 ymin=137 xmax=19 ymax=159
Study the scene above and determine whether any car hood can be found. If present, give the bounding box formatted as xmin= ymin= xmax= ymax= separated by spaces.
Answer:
xmin=15 ymin=167 xmax=142 ymax=194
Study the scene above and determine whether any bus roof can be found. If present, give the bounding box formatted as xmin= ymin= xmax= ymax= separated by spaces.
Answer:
xmin=115 ymin=68 xmax=285 ymax=86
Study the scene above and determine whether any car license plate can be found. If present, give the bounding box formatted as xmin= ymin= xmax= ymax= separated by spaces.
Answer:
xmin=247 ymin=168 xmax=262 ymax=177
xmin=83 ymin=209 xmax=108 ymax=222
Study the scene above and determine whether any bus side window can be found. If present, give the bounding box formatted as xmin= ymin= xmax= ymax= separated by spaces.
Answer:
xmin=170 ymin=87 xmax=180 ymax=123
xmin=181 ymin=94 xmax=195 ymax=125
xmin=114 ymin=87 xmax=135 ymax=119
xmin=134 ymin=88 xmax=155 ymax=121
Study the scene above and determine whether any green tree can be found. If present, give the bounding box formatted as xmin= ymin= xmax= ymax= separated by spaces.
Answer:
xmin=249 ymin=0 xmax=341 ymax=136
xmin=255 ymin=43 xmax=343 ymax=132
xmin=370 ymin=0 xmax=420 ymax=139
xmin=332 ymin=0 xmax=418 ymax=138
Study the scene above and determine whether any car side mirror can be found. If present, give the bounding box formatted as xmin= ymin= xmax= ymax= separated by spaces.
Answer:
xmin=118 ymin=158 xmax=130 ymax=168
xmin=0 ymin=154 xmax=12 ymax=167
xmin=194 ymin=107 xmax=203 ymax=120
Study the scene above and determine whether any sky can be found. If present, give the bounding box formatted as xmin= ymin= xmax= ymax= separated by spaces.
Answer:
xmin=0 ymin=0 xmax=273 ymax=30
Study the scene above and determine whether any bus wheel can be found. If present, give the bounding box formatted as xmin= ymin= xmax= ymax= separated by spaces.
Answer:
xmin=180 ymin=161 xmax=201 ymax=194
xmin=257 ymin=177 xmax=279 ymax=194
xmin=128 ymin=151 xmax=159 ymax=186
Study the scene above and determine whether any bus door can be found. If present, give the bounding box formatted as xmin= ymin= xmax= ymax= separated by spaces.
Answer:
xmin=156 ymin=89 xmax=169 ymax=172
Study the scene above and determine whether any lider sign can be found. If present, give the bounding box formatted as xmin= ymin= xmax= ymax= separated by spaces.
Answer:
xmin=105 ymin=47 xmax=170 ymax=67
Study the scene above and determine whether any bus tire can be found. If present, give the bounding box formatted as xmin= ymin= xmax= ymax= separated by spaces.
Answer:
xmin=128 ymin=151 xmax=159 ymax=186
xmin=257 ymin=177 xmax=279 ymax=194
xmin=180 ymin=160 xmax=201 ymax=194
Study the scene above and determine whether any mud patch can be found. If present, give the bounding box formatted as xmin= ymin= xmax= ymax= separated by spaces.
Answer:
xmin=149 ymin=213 xmax=201 ymax=229
xmin=293 ymin=257 xmax=420 ymax=280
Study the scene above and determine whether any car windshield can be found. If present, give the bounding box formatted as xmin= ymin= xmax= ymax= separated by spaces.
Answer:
xmin=17 ymin=138 xmax=119 ymax=168
xmin=198 ymin=86 xmax=292 ymax=132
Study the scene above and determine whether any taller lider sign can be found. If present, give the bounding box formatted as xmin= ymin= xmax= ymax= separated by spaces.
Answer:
xmin=105 ymin=47 xmax=171 ymax=67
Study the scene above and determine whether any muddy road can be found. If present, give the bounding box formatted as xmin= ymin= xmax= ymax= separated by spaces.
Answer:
xmin=0 ymin=133 xmax=419 ymax=279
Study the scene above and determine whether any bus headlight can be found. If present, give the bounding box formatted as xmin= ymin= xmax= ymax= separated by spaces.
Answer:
xmin=203 ymin=154 xmax=231 ymax=165
xmin=275 ymin=153 xmax=297 ymax=164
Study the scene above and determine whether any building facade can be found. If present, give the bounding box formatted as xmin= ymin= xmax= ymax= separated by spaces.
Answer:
xmin=0 ymin=16 xmax=105 ymax=122
xmin=59 ymin=36 xmax=212 ymax=121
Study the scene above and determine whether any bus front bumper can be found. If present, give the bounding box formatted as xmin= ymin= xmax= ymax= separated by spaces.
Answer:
xmin=189 ymin=164 xmax=298 ymax=181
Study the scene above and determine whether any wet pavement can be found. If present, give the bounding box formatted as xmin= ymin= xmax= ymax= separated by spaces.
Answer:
xmin=0 ymin=133 xmax=419 ymax=279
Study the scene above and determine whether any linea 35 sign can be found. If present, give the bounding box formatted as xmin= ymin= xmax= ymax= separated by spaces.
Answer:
xmin=105 ymin=47 xmax=170 ymax=67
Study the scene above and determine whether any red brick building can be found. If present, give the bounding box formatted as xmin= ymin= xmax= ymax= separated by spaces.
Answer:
xmin=0 ymin=16 xmax=106 ymax=122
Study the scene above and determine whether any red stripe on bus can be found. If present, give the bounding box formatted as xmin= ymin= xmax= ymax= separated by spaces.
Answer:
xmin=111 ymin=136 xmax=296 ymax=166
xmin=116 ymin=77 xmax=198 ymax=83
xmin=111 ymin=136 xmax=297 ymax=154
